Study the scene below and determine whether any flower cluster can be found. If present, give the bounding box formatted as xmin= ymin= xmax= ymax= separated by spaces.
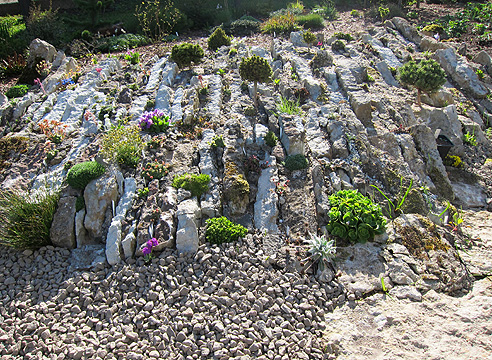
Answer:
xmin=142 ymin=237 xmax=159 ymax=263
xmin=38 ymin=118 xmax=68 ymax=144
xmin=124 ymin=49 xmax=141 ymax=64
xmin=150 ymin=208 xmax=161 ymax=221
xmin=35 ymin=60 xmax=50 ymax=77
xmin=274 ymin=179 xmax=289 ymax=196
xmin=138 ymin=109 xmax=171 ymax=133
xmin=142 ymin=161 xmax=170 ymax=181
xmin=84 ymin=110 xmax=97 ymax=123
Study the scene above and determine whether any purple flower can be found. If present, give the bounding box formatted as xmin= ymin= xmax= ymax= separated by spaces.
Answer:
xmin=150 ymin=237 xmax=159 ymax=247
xmin=142 ymin=245 xmax=152 ymax=256
xmin=434 ymin=33 xmax=440 ymax=42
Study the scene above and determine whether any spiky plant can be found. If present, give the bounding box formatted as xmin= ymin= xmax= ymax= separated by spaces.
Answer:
xmin=239 ymin=55 xmax=272 ymax=107
xmin=306 ymin=232 xmax=336 ymax=271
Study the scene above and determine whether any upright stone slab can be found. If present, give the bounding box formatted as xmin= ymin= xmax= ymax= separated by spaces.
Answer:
xmin=254 ymin=154 xmax=279 ymax=234
xmin=50 ymin=196 xmax=77 ymax=249
xmin=176 ymin=199 xmax=201 ymax=254
xmin=279 ymin=114 xmax=305 ymax=156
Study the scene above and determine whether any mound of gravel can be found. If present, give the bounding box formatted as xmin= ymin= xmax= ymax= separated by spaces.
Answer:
xmin=0 ymin=234 xmax=343 ymax=360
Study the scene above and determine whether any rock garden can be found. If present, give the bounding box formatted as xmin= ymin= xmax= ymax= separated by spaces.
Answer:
xmin=1 ymin=1 xmax=492 ymax=359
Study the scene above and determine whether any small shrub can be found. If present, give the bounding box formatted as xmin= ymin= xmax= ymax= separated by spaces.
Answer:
xmin=66 ymin=161 xmax=106 ymax=190
xmin=334 ymin=32 xmax=353 ymax=42
xmin=0 ymin=187 xmax=59 ymax=249
xmin=171 ymin=43 xmax=204 ymax=69
xmin=264 ymin=131 xmax=278 ymax=147
xmin=331 ymin=39 xmax=346 ymax=52
xmin=239 ymin=55 xmax=272 ymax=107
xmin=6 ymin=84 xmax=29 ymax=98
xmin=284 ymin=154 xmax=308 ymax=171
xmin=296 ymin=14 xmax=324 ymax=29
xmin=2 ymin=53 xmax=27 ymax=77
xmin=321 ymin=0 xmax=337 ymax=20
xmin=350 ymin=9 xmax=360 ymax=17
xmin=138 ymin=109 xmax=171 ymax=133
xmin=95 ymin=33 xmax=150 ymax=53
xmin=398 ymin=59 xmax=446 ymax=106
xmin=230 ymin=19 xmax=260 ymax=36
xmin=261 ymin=13 xmax=300 ymax=34
xmin=172 ymin=173 xmax=210 ymax=197
xmin=100 ymin=125 xmax=145 ymax=168
xmin=208 ymin=27 xmax=231 ymax=51
xmin=142 ymin=161 xmax=170 ymax=181
xmin=326 ymin=189 xmax=386 ymax=244
xmin=205 ymin=216 xmax=247 ymax=244
xmin=303 ymin=30 xmax=317 ymax=47
xmin=422 ymin=23 xmax=446 ymax=35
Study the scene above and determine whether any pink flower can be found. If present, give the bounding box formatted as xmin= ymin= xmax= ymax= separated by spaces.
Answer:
xmin=95 ymin=68 xmax=102 ymax=73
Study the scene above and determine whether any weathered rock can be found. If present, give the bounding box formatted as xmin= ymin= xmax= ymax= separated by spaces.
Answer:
xmin=473 ymin=50 xmax=492 ymax=76
xmin=305 ymin=110 xmax=332 ymax=158
xmin=434 ymin=48 xmax=489 ymax=99
xmin=420 ymin=36 xmax=451 ymax=52
xmin=254 ymin=153 xmax=279 ymax=234
xmin=42 ymin=57 xmax=79 ymax=95
xmin=75 ymin=209 xmax=90 ymax=247
xmin=145 ymin=57 xmax=167 ymax=91
xmin=122 ymin=221 xmax=137 ymax=259
xmin=176 ymin=198 xmax=201 ymax=254
xmin=27 ymin=38 xmax=56 ymax=66
xmin=50 ymin=196 xmax=77 ymax=249
xmin=421 ymin=88 xmax=455 ymax=108
xmin=415 ymin=104 xmax=463 ymax=147
xmin=290 ymin=31 xmax=308 ymax=47
xmin=349 ymin=91 xmax=373 ymax=123
xmin=279 ymin=114 xmax=305 ymax=156
xmin=392 ymin=17 xmax=422 ymax=45
xmin=376 ymin=61 xmax=399 ymax=87
xmin=84 ymin=174 xmax=119 ymax=241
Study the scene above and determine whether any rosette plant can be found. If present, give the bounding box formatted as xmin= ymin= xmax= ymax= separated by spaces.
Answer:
xmin=326 ymin=190 xmax=386 ymax=244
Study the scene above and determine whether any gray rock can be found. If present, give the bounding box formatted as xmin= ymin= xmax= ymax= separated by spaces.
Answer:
xmin=279 ymin=114 xmax=305 ymax=156
xmin=176 ymin=198 xmax=201 ymax=254
xmin=434 ymin=48 xmax=489 ymax=99
xmin=118 ymin=86 xmax=132 ymax=104
xmin=392 ymin=17 xmax=422 ymax=45
xmin=254 ymin=153 xmax=279 ymax=234
xmin=145 ymin=57 xmax=167 ymax=91
xmin=69 ymin=244 xmax=106 ymax=270
xmin=75 ymin=209 xmax=90 ymax=247
xmin=415 ymin=105 xmax=463 ymax=147
xmin=50 ymin=196 xmax=77 ymax=249
xmin=473 ymin=51 xmax=492 ymax=76
xmin=255 ymin=123 xmax=269 ymax=145
xmin=155 ymin=84 xmax=172 ymax=113
xmin=84 ymin=174 xmax=119 ymax=241
xmin=305 ymin=110 xmax=332 ymax=158
xmin=420 ymin=36 xmax=451 ymax=52
xmin=28 ymin=38 xmax=56 ymax=66
xmin=122 ymin=221 xmax=137 ymax=259
xmin=349 ymin=91 xmax=373 ymax=122
xmin=290 ymin=31 xmax=308 ymax=47
xmin=376 ymin=61 xmax=399 ymax=87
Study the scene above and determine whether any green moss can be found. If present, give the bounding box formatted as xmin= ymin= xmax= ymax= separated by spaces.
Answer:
xmin=224 ymin=173 xmax=249 ymax=200
xmin=284 ymin=154 xmax=308 ymax=171
xmin=399 ymin=188 xmax=428 ymax=216
xmin=172 ymin=173 xmax=210 ymax=197
xmin=66 ymin=161 xmax=106 ymax=190
xmin=422 ymin=24 xmax=446 ymax=34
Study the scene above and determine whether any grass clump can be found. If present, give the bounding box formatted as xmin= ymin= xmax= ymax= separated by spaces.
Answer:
xmin=172 ymin=173 xmax=210 ymax=198
xmin=284 ymin=154 xmax=308 ymax=171
xmin=208 ymin=27 xmax=231 ymax=51
xmin=100 ymin=125 xmax=145 ymax=168
xmin=326 ymin=189 xmax=386 ymax=244
xmin=6 ymin=84 xmax=29 ymax=98
xmin=277 ymin=96 xmax=301 ymax=115
xmin=296 ymin=14 xmax=324 ymax=29
xmin=0 ymin=187 xmax=59 ymax=249
xmin=205 ymin=216 xmax=247 ymax=244
xmin=66 ymin=161 xmax=106 ymax=190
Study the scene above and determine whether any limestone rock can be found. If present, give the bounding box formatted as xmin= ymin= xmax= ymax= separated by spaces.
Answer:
xmin=349 ymin=91 xmax=373 ymax=123
xmin=176 ymin=198 xmax=201 ymax=254
xmin=254 ymin=153 xmax=279 ymax=234
xmin=473 ymin=50 xmax=492 ymax=76
xmin=84 ymin=174 xmax=119 ymax=241
xmin=279 ymin=114 xmax=305 ymax=156
xmin=392 ymin=17 xmax=422 ymax=45
xmin=434 ymin=48 xmax=489 ymax=99
xmin=50 ymin=196 xmax=77 ymax=249
xmin=28 ymin=38 xmax=56 ymax=66
xmin=290 ymin=31 xmax=308 ymax=47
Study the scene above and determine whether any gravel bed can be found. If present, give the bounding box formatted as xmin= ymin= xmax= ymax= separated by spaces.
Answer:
xmin=0 ymin=234 xmax=343 ymax=360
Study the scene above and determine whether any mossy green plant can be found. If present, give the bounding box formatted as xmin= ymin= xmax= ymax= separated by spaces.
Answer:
xmin=264 ymin=131 xmax=278 ymax=147
xmin=100 ymin=125 xmax=145 ymax=168
xmin=208 ymin=27 xmax=231 ymax=51
xmin=172 ymin=173 xmax=210 ymax=198
xmin=170 ymin=43 xmax=204 ymax=69
xmin=205 ymin=216 xmax=247 ymax=244
xmin=66 ymin=161 xmax=106 ymax=190
xmin=6 ymin=84 xmax=29 ymax=98
xmin=283 ymin=154 xmax=308 ymax=171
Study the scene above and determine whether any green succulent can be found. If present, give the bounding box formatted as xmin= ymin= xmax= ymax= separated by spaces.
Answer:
xmin=205 ymin=216 xmax=247 ymax=244
xmin=326 ymin=189 xmax=386 ymax=244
